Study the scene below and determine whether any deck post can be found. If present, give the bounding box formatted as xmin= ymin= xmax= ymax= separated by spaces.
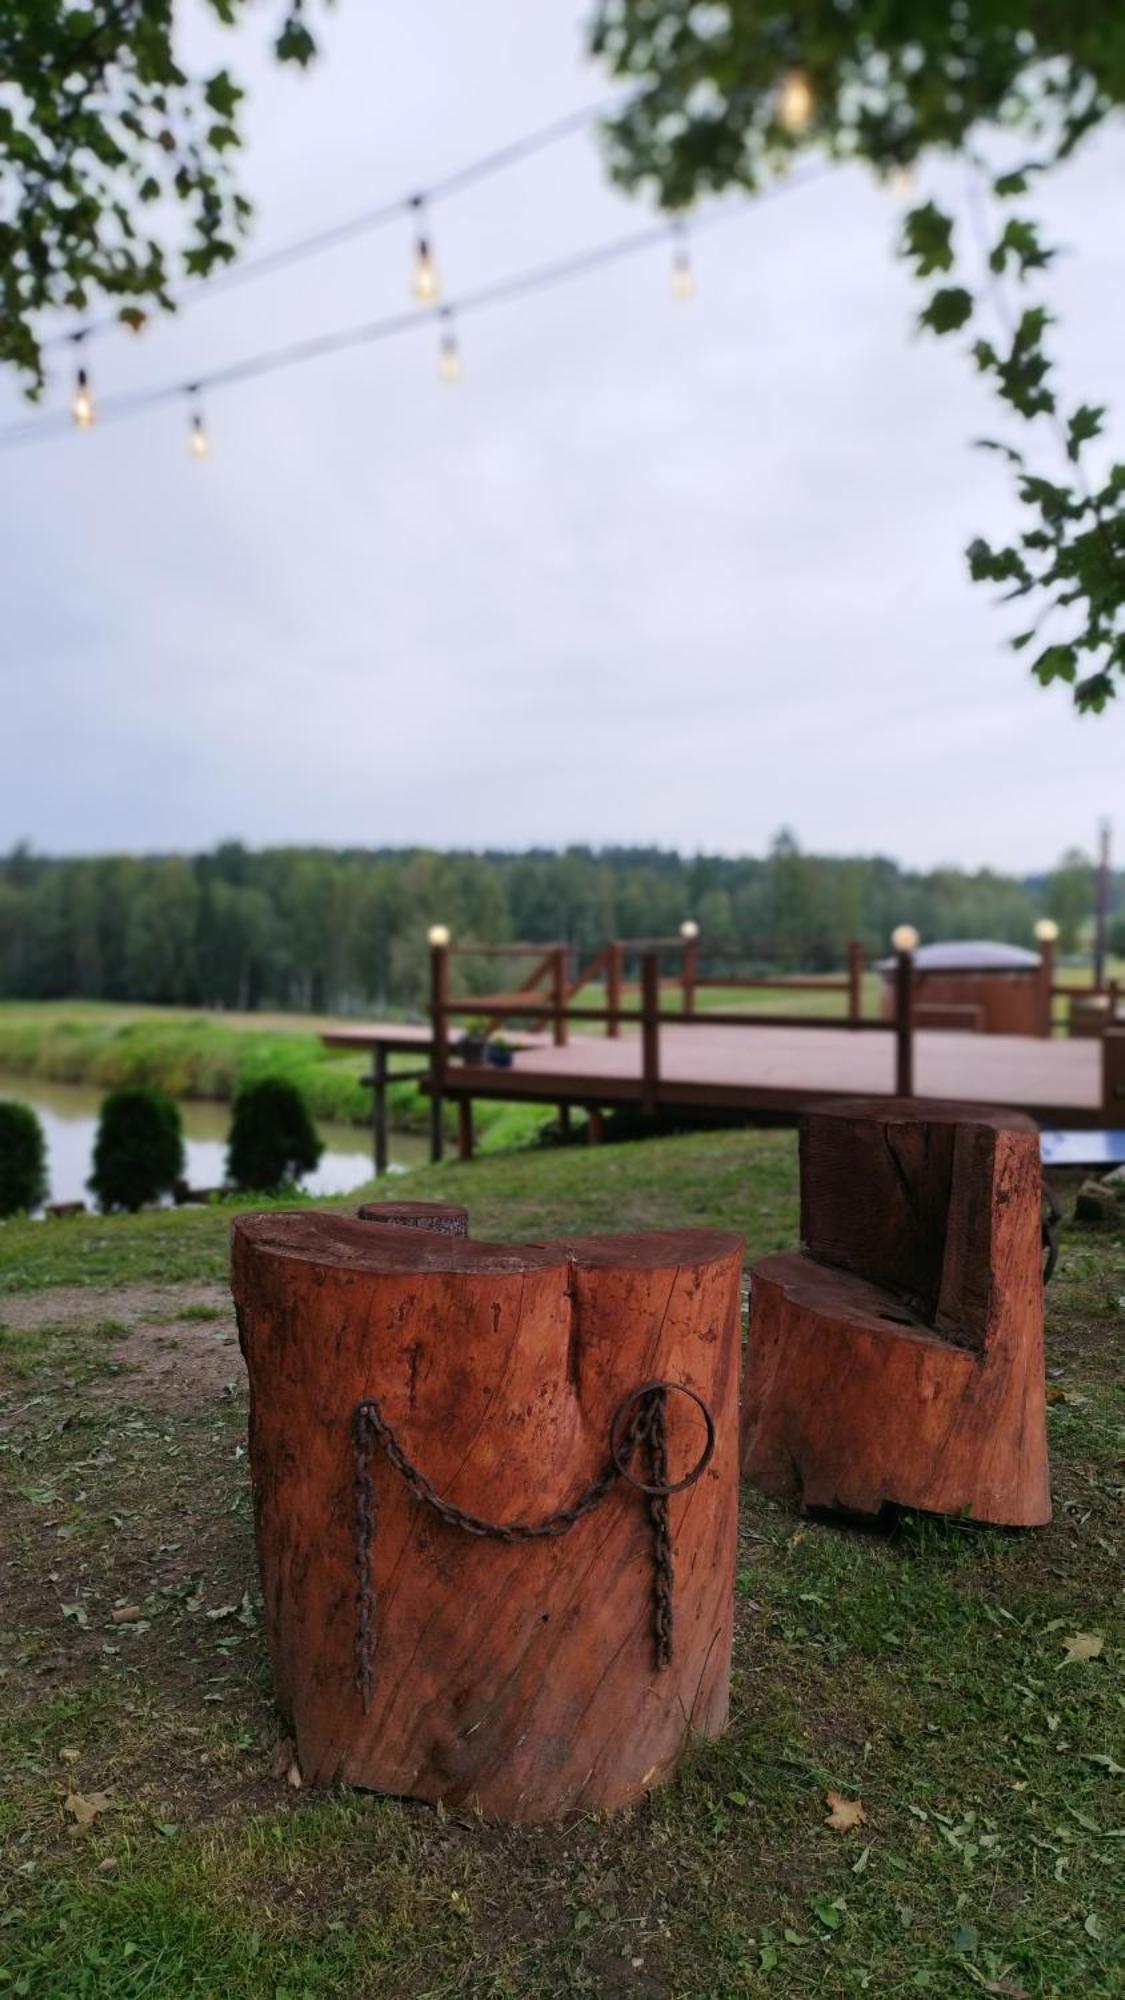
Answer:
xmin=551 ymin=944 xmax=569 ymax=1047
xmin=1038 ymin=934 xmax=1055 ymax=1038
xmin=372 ymin=1042 xmax=389 ymax=1177
xmin=682 ymin=936 xmax=698 ymax=1018
xmin=457 ymin=1098 xmax=474 ymax=1162
xmin=894 ymin=947 xmax=914 ymax=1098
xmin=641 ymin=951 xmax=661 ymax=1117
xmin=1101 ymin=1028 xmax=1125 ymax=1121
xmin=428 ymin=939 xmax=449 ymax=1165
xmin=607 ymin=941 xmax=623 ymax=1039
xmin=847 ymin=941 xmax=864 ymax=1026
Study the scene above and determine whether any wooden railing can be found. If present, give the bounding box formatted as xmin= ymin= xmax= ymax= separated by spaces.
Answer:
xmin=426 ymin=937 xmax=906 ymax=1161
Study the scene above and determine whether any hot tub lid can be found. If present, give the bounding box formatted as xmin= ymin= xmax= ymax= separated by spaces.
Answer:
xmin=877 ymin=939 xmax=1041 ymax=974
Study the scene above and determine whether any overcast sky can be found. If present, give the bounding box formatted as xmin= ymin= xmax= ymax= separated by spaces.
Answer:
xmin=3 ymin=1 xmax=1122 ymax=872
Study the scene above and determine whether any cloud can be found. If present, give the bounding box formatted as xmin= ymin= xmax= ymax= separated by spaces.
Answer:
xmin=1 ymin=0 xmax=1121 ymax=870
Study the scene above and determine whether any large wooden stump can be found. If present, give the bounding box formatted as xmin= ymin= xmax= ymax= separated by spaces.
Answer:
xmin=741 ymin=1098 xmax=1050 ymax=1527
xmin=231 ymin=1210 xmax=742 ymax=1821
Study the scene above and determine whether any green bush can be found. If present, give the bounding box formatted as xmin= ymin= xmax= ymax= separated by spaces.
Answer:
xmin=0 ymin=1101 xmax=48 ymax=1216
xmin=226 ymin=1078 xmax=323 ymax=1193
xmin=89 ymin=1086 xmax=185 ymax=1213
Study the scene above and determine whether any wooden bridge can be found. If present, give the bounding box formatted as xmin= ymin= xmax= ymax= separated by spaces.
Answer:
xmin=321 ymin=935 xmax=1125 ymax=1167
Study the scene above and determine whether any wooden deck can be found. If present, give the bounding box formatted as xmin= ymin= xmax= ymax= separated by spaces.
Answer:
xmin=494 ymin=1024 xmax=1096 ymax=1120
xmin=323 ymin=1018 xmax=1116 ymax=1139
xmin=448 ymin=1022 xmax=1105 ymax=1125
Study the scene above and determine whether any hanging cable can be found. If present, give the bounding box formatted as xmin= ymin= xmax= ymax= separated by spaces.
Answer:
xmin=41 ymin=100 xmax=611 ymax=353
xmin=0 ymin=163 xmax=832 ymax=453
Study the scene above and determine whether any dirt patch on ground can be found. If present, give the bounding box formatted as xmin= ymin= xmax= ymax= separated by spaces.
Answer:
xmin=0 ymin=1279 xmax=230 ymax=1331
xmin=0 ymin=1281 xmax=245 ymax=1413
xmin=102 ymin=1313 xmax=245 ymax=1413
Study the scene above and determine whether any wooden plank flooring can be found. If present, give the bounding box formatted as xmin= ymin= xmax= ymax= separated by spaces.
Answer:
xmin=513 ymin=1024 xmax=1101 ymax=1113
xmin=323 ymin=1021 xmax=1104 ymax=1125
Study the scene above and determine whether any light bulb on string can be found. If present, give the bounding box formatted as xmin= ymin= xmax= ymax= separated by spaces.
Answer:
xmin=188 ymin=390 xmax=209 ymax=459
xmin=670 ymin=226 xmax=695 ymax=300
xmin=889 ymin=162 xmax=917 ymax=202
xmin=437 ymin=309 xmax=462 ymax=383
xmin=409 ymin=195 xmax=441 ymax=304
xmin=71 ymin=341 xmax=95 ymax=428
xmin=777 ymin=66 xmax=815 ymax=135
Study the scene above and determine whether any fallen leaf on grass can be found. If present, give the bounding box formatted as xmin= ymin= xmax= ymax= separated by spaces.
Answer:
xmin=111 ymin=1604 xmax=143 ymax=1624
xmin=65 ymin=1789 xmax=114 ymax=1832
xmin=824 ymin=1790 xmax=866 ymax=1833
xmin=1060 ymin=1632 xmax=1104 ymax=1666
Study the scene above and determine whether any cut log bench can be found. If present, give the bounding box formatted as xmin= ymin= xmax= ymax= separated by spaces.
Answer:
xmin=231 ymin=1201 xmax=742 ymax=1822
xmin=741 ymin=1098 xmax=1051 ymax=1527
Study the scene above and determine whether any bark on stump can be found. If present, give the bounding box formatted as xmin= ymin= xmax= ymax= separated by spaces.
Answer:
xmin=231 ymin=1210 xmax=742 ymax=1821
xmin=741 ymin=1098 xmax=1051 ymax=1527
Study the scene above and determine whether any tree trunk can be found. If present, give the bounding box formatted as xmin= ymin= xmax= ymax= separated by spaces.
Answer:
xmin=232 ymin=1209 xmax=742 ymax=1821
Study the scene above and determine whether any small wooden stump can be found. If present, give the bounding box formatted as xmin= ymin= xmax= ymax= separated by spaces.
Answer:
xmin=232 ymin=1210 xmax=742 ymax=1821
xmin=355 ymin=1199 xmax=468 ymax=1235
xmin=741 ymin=1098 xmax=1050 ymax=1527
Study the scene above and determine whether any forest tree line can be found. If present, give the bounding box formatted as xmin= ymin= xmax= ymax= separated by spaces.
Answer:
xmin=0 ymin=837 xmax=1115 ymax=1017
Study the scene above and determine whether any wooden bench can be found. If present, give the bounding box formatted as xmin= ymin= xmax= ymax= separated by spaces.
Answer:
xmin=740 ymin=1097 xmax=1051 ymax=1527
xmin=232 ymin=1201 xmax=742 ymax=1821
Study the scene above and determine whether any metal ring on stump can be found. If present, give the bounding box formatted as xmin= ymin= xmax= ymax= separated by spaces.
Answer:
xmin=231 ymin=1210 xmax=743 ymax=1822
xmin=610 ymin=1380 xmax=716 ymax=1495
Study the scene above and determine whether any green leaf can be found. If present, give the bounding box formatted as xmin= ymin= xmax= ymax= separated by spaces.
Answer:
xmin=920 ymin=287 xmax=974 ymax=335
xmin=902 ymin=202 xmax=955 ymax=277
xmin=1031 ymin=644 xmax=1077 ymax=687
xmin=1066 ymin=404 xmax=1105 ymax=462
xmin=812 ymin=1895 xmax=844 ymax=1932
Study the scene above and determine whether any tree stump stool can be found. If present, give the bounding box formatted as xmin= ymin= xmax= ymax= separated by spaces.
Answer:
xmin=231 ymin=1209 xmax=742 ymax=1821
xmin=741 ymin=1098 xmax=1051 ymax=1527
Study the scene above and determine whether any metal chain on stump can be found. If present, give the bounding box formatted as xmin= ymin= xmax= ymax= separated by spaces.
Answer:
xmin=351 ymin=1378 xmax=714 ymax=1710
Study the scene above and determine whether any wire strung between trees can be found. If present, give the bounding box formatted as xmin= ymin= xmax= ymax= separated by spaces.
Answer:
xmin=0 ymin=163 xmax=831 ymax=452
xmin=41 ymin=100 xmax=613 ymax=352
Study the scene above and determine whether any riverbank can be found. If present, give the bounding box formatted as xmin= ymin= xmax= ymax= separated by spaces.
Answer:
xmin=0 ymin=1002 xmax=549 ymax=1154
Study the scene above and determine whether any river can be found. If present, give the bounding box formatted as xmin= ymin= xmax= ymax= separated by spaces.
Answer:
xmin=0 ymin=1073 xmax=430 ymax=1209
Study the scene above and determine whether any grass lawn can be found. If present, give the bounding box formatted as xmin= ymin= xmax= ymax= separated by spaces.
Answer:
xmin=0 ymin=1129 xmax=1122 ymax=1998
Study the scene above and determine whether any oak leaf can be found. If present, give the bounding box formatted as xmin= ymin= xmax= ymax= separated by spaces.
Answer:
xmin=65 ymin=1789 xmax=114 ymax=1831
xmin=825 ymin=1790 xmax=866 ymax=1833
xmin=1060 ymin=1632 xmax=1104 ymax=1666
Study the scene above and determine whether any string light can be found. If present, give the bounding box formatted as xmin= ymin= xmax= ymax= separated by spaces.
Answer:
xmin=71 ymin=340 xmax=95 ymax=428
xmin=188 ymin=390 xmax=209 ymax=459
xmin=437 ymin=309 xmax=462 ymax=382
xmin=670 ymin=226 xmax=696 ymax=301
xmin=410 ymin=196 xmax=441 ymax=303
xmin=777 ymin=66 xmax=816 ymax=135
xmin=0 ymin=164 xmax=833 ymax=457
xmin=889 ymin=163 xmax=917 ymax=202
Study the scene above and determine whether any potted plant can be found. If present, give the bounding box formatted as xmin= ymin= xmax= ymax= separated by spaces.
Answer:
xmin=487 ymin=1035 xmax=515 ymax=1070
xmin=459 ymin=1018 xmax=490 ymax=1064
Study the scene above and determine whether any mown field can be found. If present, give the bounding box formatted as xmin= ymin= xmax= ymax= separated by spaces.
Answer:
xmin=1 ymin=1129 xmax=1121 ymax=1998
